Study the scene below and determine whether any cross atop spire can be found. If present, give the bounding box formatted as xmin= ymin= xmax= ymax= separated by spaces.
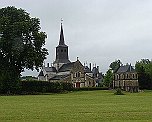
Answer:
xmin=59 ymin=19 xmax=65 ymax=45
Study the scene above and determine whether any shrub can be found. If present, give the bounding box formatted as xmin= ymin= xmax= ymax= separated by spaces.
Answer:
xmin=0 ymin=80 xmax=21 ymax=95
xmin=114 ymin=88 xmax=125 ymax=95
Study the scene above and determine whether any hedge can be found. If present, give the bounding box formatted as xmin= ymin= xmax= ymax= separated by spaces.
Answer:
xmin=0 ymin=80 xmax=109 ymax=95
xmin=21 ymin=80 xmax=74 ymax=94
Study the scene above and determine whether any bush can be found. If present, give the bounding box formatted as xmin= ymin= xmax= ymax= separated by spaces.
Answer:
xmin=114 ymin=88 xmax=125 ymax=95
xmin=20 ymin=80 xmax=74 ymax=94
xmin=0 ymin=80 xmax=21 ymax=95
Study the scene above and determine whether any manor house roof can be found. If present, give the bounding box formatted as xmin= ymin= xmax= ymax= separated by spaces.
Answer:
xmin=116 ymin=65 xmax=135 ymax=73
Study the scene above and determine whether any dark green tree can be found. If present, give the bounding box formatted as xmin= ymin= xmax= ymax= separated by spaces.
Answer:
xmin=0 ymin=6 xmax=48 ymax=93
xmin=135 ymin=59 xmax=152 ymax=89
xmin=103 ymin=69 xmax=113 ymax=88
xmin=109 ymin=59 xmax=122 ymax=73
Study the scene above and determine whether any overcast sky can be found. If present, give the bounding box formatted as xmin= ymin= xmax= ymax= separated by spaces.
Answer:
xmin=1 ymin=0 xmax=152 ymax=76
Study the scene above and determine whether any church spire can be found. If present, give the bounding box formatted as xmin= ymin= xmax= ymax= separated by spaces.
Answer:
xmin=53 ymin=19 xmax=70 ymax=68
xmin=59 ymin=19 xmax=65 ymax=45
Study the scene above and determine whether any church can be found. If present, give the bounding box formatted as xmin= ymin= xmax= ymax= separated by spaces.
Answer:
xmin=38 ymin=22 xmax=103 ymax=88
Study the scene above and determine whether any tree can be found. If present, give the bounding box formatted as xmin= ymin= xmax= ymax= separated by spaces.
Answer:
xmin=135 ymin=59 xmax=152 ymax=89
xmin=103 ymin=69 xmax=113 ymax=88
xmin=109 ymin=59 xmax=122 ymax=73
xmin=0 ymin=6 xmax=48 ymax=93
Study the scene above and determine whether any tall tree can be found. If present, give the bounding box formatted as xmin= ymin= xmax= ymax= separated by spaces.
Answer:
xmin=103 ymin=69 xmax=113 ymax=88
xmin=109 ymin=59 xmax=122 ymax=73
xmin=135 ymin=59 xmax=152 ymax=89
xmin=0 ymin=6 xmax=48 ymax=93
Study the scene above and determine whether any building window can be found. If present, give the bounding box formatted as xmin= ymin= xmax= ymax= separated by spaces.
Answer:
xmin=84 ymin=74 xmax=86 ymax=81
xmin=61 ymin=49 xmax=63 ymax=52
xmin=132 ymin=74 xmax=135 ymax=79
xmin=64 ymin=49 xmax=66 ymax=52
xmin=75 ymin=72 xmax=81 ymax=78
xmin=115 ymin=74 xmax=117 ymax=80
xmin=78 ymin=72 xmax=81 ymax=77
xmin=117 ymin=74 xmax=119 ymax=79
xmin=121 ymin=74 xmax=124 ymax=79
xmin=71 ymin=73 xmax=73 ymax=80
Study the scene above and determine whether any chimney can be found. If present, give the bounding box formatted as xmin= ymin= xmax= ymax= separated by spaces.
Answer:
xmin=97 ymin=66 xmax=99 ymax=71
xmin=77 ymin=57 xmax=79 ymax=61
xmin=47 ymin=63 xmax=49 ymax=67
xmin=89 ymin=63 xmax=92 ymax=71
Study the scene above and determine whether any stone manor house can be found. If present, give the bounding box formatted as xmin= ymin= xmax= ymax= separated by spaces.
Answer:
xmin=113 ymin=64 xmax=139 ymax=92
xmin=38 ymin=23 xmax=103 ymax=88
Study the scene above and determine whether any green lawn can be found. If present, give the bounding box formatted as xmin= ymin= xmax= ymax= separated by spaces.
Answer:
xmin=0 ymin=90 xmax=152 ymax=122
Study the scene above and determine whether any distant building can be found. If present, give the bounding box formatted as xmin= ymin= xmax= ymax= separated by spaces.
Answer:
xmin=38 ymin=22 xmax=102 ymax=87
xmin=113 ymin=64 xmax=139 ymax=92
xmin=21 ymin=76 xmax=38 ymax=81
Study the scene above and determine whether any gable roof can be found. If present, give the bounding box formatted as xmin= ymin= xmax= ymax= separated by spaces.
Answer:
xmin=38 ymin=70 xmax=44 ymax=76
xmin=43 ymin=67 xmax=57 ymax=72
xmin=116 ymin=65 xmax=135 ymax=73
xmin=58 ymin=62 xmax=75 ymax=72
xmin=49 ymin=74 xmax=70 ymax=80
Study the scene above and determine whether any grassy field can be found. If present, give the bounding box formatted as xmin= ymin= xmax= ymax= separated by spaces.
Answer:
xmin=0 ymin=90 xmax=152 ymax=122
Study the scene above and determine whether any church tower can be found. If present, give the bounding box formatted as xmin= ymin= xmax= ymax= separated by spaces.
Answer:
xmin=53 ymin=22 xmax=70 ymax=70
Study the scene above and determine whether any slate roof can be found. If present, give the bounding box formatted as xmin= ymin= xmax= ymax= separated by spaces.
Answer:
xmin=84 ymin=66 xmax=92 ymax=73
xmin=43 ymin=67 xmax=57 ymax=72
xmin=58 ymin=23 xmax=67 ymax=46
xmin=116 ymin=65 xmax=135 ymax=73
xmin=49 ymin=74 xmax=70 ymax=80
xmin=98 ymin=73 xmax=104 ymax=79
xmin=58 ymin=62 xmax=75 ymax=72
xmin=92 ymin=67 xmax=99 ymax=75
